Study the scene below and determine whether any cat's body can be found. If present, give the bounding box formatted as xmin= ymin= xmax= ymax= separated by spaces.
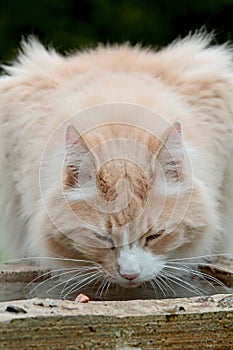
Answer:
xmin=0 ymin=34 xmax=233 ymax=296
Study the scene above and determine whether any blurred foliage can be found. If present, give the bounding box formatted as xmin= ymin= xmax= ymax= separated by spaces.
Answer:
xmin=0 ymin=0 xmax=233 ymax=61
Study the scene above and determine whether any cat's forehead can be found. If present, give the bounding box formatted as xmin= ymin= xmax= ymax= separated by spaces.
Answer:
xmin=95 ymin=158 xmax=151 ymax=204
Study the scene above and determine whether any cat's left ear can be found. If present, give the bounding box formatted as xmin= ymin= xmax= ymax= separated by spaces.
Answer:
xmin=64 ymin=124 xmax=95 ymax=188
xmin=156 ymin=121 xmax=186 ymax=181
xmin=65 ymin=124 xmax=90 ymax=164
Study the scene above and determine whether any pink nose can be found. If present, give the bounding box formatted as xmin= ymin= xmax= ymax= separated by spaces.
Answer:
xmin=121 ymin=273 xmax=140 ymax=281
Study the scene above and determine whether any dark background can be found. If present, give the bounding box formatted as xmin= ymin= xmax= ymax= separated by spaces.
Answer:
xmin=1 ymin=0 xmax=233 ymax=62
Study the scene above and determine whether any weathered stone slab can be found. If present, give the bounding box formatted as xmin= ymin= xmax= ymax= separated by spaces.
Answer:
xmin=0 ymin=258 xmax=232 ymax=349
xmin=0 ymin=294 xmax=233 ymax=349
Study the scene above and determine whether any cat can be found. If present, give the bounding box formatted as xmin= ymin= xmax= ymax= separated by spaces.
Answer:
xmin=0 ymin=32 xmax=233 ymax=299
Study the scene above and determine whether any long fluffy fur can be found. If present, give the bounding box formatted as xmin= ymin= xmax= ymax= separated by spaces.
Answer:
xmin=0 ymin=32 xmax=233 ymax=267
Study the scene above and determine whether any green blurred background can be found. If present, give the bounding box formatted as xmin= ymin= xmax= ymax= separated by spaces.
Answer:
xmin=1 ymin=0 xmax=233 ymax=61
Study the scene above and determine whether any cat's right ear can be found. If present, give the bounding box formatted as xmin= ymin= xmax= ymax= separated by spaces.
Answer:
xmin=156 ymin=121 xmax=185 ymax=180
xmin=64 ymin=124 xmax=94 ymax=188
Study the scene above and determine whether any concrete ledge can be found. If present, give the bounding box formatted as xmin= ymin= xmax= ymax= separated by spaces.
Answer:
xmin=0 ymin=295 xmax=233 ymax=349
xmin=0 ymin=258 xmax=232 ymax=349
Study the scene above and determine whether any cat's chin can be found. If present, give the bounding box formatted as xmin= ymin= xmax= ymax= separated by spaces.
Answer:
xmin=120 ymin=281 xmax=141 ymax=288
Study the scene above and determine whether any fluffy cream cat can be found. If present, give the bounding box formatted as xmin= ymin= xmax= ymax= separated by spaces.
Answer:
xmin=0 ymin=33 xmax=233 ymax=297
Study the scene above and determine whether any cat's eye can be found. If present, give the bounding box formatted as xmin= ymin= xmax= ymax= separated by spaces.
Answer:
xmin=146 ymin=231 xmax=164 ymax=242
xmin=111 ymin=246 xmax=116 ymax=251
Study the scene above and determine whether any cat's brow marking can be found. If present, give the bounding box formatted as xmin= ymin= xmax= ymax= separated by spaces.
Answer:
xmin=105 ymin=218 xmax=113 ymax=234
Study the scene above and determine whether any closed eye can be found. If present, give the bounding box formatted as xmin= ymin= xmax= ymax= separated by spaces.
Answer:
xmin=146 ymin=231 xmax=164 ymax=242
xmin=92 ymin=231 xmax=114 ymax=247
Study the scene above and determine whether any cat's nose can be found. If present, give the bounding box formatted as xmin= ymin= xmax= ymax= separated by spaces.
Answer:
xmin=121 ymin=273 xmax=140 ymax=281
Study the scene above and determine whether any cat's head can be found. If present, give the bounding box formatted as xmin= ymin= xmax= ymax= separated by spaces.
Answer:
xmin=47 ymin=122 xmax=216 ymax=288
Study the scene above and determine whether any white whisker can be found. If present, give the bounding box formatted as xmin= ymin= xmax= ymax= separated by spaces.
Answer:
xmin=149 ymin=280 xmax=157 ymax=296
xmin=98 ymin=278 xmax=109 ymax=300
xmin=104 ymin=279 xmax=113 ymax=298
xmin=3 ymin=256 xmax=96 ymax=265
xmin=96 ymin=279 xmax=107 ymax=299
xmin=151 ymin=276 xmax=167 ymax=297
xmin=162 ymin=270 xmax=203 ymax=295
xmin=28 ymin=268 xmax=81 ymax=296
xmin=25 ymin=267 xmax=75 ymax=291
xmin=49 ymin=268 xmax=99 ymax=294
xmin=63 ymin=271 xmax=102 ymax=298
xmin=154 ymin=275 xmax=168 ymax=297
xmin=59 ymin=266 xmax=100 ymax=291
xmin=169 ymin=253 xmax=233 ymax=263
xmin=158 ymin=273 xmax=176 ymax=296
xmin=61 ymin=270 xmax=100 ymax=294
xmin=166 ymin=263 xmax=231 ymax=293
